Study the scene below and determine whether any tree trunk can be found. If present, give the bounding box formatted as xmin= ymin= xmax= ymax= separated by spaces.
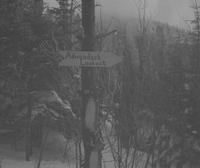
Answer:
xmin=79 ymin=140 xmax=82 ymax=167
xmin=25 ymin=93 xmax=32 ymax=161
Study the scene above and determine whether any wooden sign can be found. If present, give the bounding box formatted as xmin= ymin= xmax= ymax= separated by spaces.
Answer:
xmin=59 ymin=50 xmax=122 ymax=67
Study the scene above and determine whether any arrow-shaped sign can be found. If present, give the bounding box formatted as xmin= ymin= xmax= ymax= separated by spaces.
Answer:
xmin=59 ymin=50 xmax=122 ymax=67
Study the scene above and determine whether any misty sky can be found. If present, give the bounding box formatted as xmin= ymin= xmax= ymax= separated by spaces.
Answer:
xmin=46 ymin=0 xmax=197 ymax=29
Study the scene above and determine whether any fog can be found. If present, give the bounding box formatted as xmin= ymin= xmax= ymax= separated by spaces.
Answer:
xmin=46 ymin=0 xmax=198 ymax=28
xmin=98 ymin=0 xmax=194 ymax=28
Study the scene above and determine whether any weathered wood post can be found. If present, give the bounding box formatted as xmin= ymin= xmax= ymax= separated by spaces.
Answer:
xmin=81 ymin=0 xmax=101 ymax=168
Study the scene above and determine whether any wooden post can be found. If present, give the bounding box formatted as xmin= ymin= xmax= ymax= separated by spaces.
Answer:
xmin=81 ymin=0 xmax=102 ymax=168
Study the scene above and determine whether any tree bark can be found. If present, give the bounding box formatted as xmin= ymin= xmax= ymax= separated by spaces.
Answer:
xmin=25 ymin=93 xmax=32 ymax=161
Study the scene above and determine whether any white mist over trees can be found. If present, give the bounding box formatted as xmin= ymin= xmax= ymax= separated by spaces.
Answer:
xmin=46 ymin=0 xmax=195 ymax=28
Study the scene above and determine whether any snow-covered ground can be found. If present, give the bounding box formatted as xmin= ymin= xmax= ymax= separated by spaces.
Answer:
xmin=0 ymin=129 xmax=76 ymax=168
xmin=0 ymin=128 xmax=116 ymax=168
xmin=2 ymin=159 xmax=69 ymax=168
xmin=0 ymin=144 xmax=75 ymax=168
